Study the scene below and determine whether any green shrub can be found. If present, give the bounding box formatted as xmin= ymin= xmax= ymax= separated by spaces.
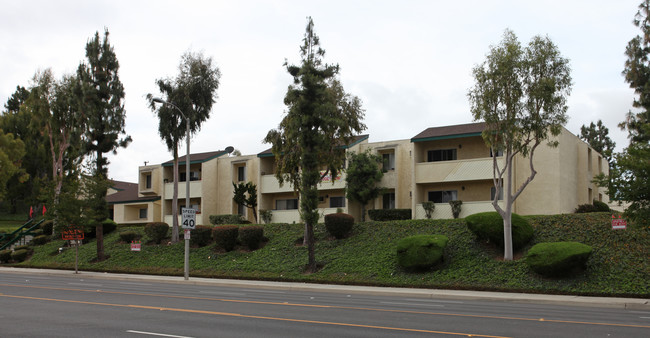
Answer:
xmin=209 ymin=214 xmax=245 ymax=225
xmin=11 ymin=249 xmax=29 ymax=262
xmin=102 ymin=219 xmax=118 ymax=234
xmin=31 ymin=229 xmax=43 ymax=236
xmin=449 ymin=200 xmax=463 ymax=219
xmin=239 ymin=226 xmax=264 ymax=250
xmin=575 ymin=204 xmax=598 ymax=213
xmin=324 ymin=213 xmax=354 ymax=239
xmin=260 ymin=209 xmax=273 ymax=224
xmin=191 ymin=225 xmax=213 ymax=247
xmin=40 ymin=220 xmax=54 ymax=235
xmin=12 ymin=245 xmax=33 ymax=254
xmin=0 ymin=249 xmax=12 ymax=263
xmin=465 ymin=212 xmax=533 ymax=250
xmin=144 ymin=222 xmax=169 ymax=244
xmin=31 ymin=235 xmax=50 ymax=245
xmin=396 ymin=235 xmax=449 ymax=271
xmin=119 ymin=231 xmax=140 ymax=243
xmin=526 ymin=242 xmax=593 ymax=277
xmin=422 ymin=202 xmax=435 ymax=219
xmin=593 ymin=200 xmax=610 ymax=212
xmin=368 ymin=209 xmax=411 ymax=221
xmin=213 ymin=225 xmax=239 ymax=251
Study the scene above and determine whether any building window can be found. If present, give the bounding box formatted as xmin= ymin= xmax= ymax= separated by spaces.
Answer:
xmin=428 ymin=190 xmax=457 ymax=203
xmin=588 ymin=148 xmax=593 ymax=172
xmin=330 ymin=196 xmax=346 ymax=208
xmin=145 ymin=174 xmax=152 ymax=189
xmin=490 ymin=187 xmax=503 ymax=200
xmin=238 ymin=166 xmax=246 ymax=182
xmin=382 ymin=153 xmax=395 ymax=171
xmin=383 ymin=193 xmax=395 ymax=209
xmin=237 ymin=203 xmax=246 ymax=216
xmin=588 ymin=188 xmax=593 ymax=202
xmin=427 ymin=149 xmax=457 ymax=162
xmin=190 ymin=171 xmax=200 ymax=181
xmin=139 ymin=208 xmax=148 ymax=219
xmin=598 ymin=156 xmax=603 ymax=174
xmin=276 ymin=199 xmax=298 ymax=210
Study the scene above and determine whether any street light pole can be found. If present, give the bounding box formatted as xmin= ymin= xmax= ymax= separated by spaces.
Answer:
xmin=152 ymin=98 xmax=191 ymax=280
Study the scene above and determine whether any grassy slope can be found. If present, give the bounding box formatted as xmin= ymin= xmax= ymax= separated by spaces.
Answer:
xmin=14 ymin=212 xmax=649 ymax=297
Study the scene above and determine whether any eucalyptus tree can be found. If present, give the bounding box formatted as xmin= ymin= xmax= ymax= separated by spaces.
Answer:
xmin=264 ymin=17 xmax=365 ymax=272
xmin=77 ymin=29 xmax=131 ymax=261
xmin=147 ymin=51 xmax=221 ymax=243
xmin=468 ymin=29 xmax=572 ymax=261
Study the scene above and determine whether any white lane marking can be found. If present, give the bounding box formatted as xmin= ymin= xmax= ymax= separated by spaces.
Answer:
xmin=126 ymin=330 xmax=194 ymax=338
xmin=68 ymin=282 xmax=103 ymax=287
xmin=242 ymin=289 xmax=286 ymax=294
xmin=380 ymin=301 xmax=444 ymax=307
xmin=405 ymin=298 xmax=464 ymax=304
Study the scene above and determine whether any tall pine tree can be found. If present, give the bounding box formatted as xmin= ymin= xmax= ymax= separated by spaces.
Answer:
xmin=264 ymin=17 xmax=365 ymax=272
xmin=77 ymin=29 xmax=131 ymax=261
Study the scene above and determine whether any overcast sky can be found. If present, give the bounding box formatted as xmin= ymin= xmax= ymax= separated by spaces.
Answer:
xmin=0 ymin=0 xmax=642 ymax=182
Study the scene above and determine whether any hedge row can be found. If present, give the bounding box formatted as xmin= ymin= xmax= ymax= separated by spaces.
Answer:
xmin=368 ymin=209 xmax=411 ymax=221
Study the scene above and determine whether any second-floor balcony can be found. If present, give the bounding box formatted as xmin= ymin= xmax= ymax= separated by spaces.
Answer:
xmin=164 ymin=181 xmax=203 ymax=199
xmin=261 ymin=171 xmax=347 ymax=194
xmin=415 ymin=157 xmax=504 ymax=184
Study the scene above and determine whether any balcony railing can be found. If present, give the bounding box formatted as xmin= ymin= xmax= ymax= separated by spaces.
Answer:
xmin=260 ymin=172 xmax=347 ymax=194
xmin=164 ymin=181 xmax=202 ymax=199
xmin=415 ymin=157 xmax=504 ymax=184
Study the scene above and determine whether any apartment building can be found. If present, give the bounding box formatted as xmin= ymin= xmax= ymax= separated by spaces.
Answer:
xmin=108 ymin=122 xmax=608 ymax=224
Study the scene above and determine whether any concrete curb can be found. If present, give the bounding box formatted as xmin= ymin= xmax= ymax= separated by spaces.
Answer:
xmin=1 ymin=267 xmax=648 ymax=310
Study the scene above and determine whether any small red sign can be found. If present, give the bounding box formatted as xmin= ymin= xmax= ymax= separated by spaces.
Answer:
xmin=62 ymin=227 xmax=84 ymax=240
xmin=130 ymin=241 xmax=141 ymax=251
xmin=611 ymin=215 xmax=627 ymax=230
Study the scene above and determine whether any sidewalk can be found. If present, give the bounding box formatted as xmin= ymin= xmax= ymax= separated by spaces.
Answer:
xmin=1 ymin=266 xmax=648 ymax=310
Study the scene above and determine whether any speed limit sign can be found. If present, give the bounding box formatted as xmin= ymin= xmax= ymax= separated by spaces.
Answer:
xmin=181 ymin=207 xmax=196 ymax=229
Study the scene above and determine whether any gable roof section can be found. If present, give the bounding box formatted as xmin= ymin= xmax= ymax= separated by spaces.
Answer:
xmin=257 ymin=134 xmax=370 ymax=157
xmin=106 ymin=180 xmax=160 ymax=205
xmin=162 ymin=149 xmax=230 ymax=167
xmin=411 ymin=122 xmax=485 ymax=142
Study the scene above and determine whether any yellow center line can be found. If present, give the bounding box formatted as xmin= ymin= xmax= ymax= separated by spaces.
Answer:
xmin=1 ymin=283 xmax=648 ymax=329
xmin=0 ymin=293 xmax=508 ymax=338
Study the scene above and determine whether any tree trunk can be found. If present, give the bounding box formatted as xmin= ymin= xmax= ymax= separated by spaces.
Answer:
xmin=503 ymin=155 xmax=514 ymax=261
xmin=95 ymin=151 xmax=105 ymax=262
xmin=361 ymin=204 xmax=366 ymax=222
xmin=171 ymin=145 xmax=179 ymax=243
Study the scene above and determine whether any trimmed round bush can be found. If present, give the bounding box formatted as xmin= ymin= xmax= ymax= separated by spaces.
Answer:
xmin=465 ymin=212 xmax=533 ymax=250
xmin=102 ymin=219 xmax=118 ymax=234
xmin=40 ymin=220 xmax=54 ymax=235
xmin=526 ymin=242 xmax=592 ymax=277
xmin=119 ymin=230 xmax=140 ymax=243
xmin=396 ymin=235 xmax=449 ymax=271
xmin=592 ymin=200 xmax=610 ymax=212
xmin=239 ymin=226 xmax=264 ymax=250
xmin=191 ymin=225 xmax=213 ymax=247
xmin=213 ymin=225 xmax=239 ymax=251
xmin=209 ymin=214 xmax=245 ymax=225
xmin=0 ymin=249 xmax=12 ymax=263
xmin=11 ymin=249 xmax=29 ymax=262
xmin=324 ymin=213 xmax=354 ymax=239
xmin=145 ymin=222 xmax=170 ymax=244
xmin=31 ymin=235 xmax=50 ymax=245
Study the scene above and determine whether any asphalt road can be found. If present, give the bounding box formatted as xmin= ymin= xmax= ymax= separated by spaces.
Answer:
xmin=0 ymin=270 xmax=648 ymax=337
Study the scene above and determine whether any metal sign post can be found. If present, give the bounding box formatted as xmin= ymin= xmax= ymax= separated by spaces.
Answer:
xmin=181 ymin=208 xmax=196 ymax=280
xmin=62 ymin=227 xmax=84 ymax=274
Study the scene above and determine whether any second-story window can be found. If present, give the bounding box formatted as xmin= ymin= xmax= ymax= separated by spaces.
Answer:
xmin=427 ymin=149 xmax=457 ymax=162
xmin=145 ymin=174 xmax=152 ymax=189
xmin=238 ymin=166 xmax=246 ymax=182
xmin=382 ymin=153 xmax=395 ymax=171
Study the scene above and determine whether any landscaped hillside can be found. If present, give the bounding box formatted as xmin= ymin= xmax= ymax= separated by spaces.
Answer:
xmin=7 ymin=212 xmax=649 ymax=297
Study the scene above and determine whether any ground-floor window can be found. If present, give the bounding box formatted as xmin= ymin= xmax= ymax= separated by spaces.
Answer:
xmin=428 ymin=190 xmax=457 ymax=203
xmin=490 ymin=187 xmax=503 ymax=200
xmin=139 ymin=208 xmax=148 ymax=219
xmin=330 ymin=196 xmax=346 ymax=208
xmin=383 ymin=192 xmax=395 ymax=209
xmin=276 ymin=198 xmax=299 ymax=210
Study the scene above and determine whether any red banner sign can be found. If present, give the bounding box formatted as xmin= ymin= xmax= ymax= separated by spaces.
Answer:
xmin=62 ymin=228 xmax=84 ymax=240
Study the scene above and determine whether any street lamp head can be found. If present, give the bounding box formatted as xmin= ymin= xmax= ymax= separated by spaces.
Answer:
xmin=225 ymin=146 xmax=234 ymax=154
xmin=152 ymin=97 xmax=165 ymax=104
